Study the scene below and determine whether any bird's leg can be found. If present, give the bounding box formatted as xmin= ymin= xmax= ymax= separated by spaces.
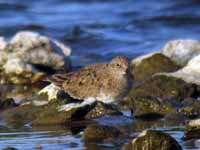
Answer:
xmin=38 ymin=83 xmax=60 ymax=101
xmin=58 ymin=97 xmax=97 ymax=112
xmin=112 ymin=101 xmax=133 ymax=117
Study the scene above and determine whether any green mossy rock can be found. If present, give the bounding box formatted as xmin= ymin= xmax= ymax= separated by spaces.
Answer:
xmin=132 ymin=53 xmax=180 ymax=82
xmin=1 ymin=104 xmax=43 ymax=126
xmin=1 ymin=98 xmax=96 ymax=126
xmin=1 ymin=98 xmax=123 ymax=126
xmin=126 ymin=75 xmax=198 ymax=104
xmin=132 ymin=97 xmax=175 ymax=118
xmin=125 ymin=75 xmax=200 ymax=118
xmin=32 ymin=99 xmax=96 ymax=126
xmin=84 ymin=124 xmax=121 ymax=142
xmin=123 ymin=130 xmax=182 ymax=150
xmin=0 ymin=72 xmax=44 ymax=84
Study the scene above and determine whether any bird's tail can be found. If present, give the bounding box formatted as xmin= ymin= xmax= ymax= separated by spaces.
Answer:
xmin=45 ymin=74 xmax=70 ymax=88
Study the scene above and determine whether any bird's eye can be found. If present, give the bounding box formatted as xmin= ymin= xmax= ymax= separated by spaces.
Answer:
xmin=117 ymin=64 xmax=120 ymax=67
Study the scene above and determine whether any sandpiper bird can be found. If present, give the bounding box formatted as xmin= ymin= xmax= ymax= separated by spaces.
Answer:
xmin=39 ymin=55 xmax=133 ymax=111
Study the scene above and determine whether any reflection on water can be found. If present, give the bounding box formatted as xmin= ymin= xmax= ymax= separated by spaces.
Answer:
xmin=0 ymin=125 xmax=83 ymax=150
xmin=0 ymin=84 xmax=46 ymax=105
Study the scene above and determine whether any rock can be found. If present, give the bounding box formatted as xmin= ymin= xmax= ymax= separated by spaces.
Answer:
xmin=3 ymin=147 xmax=18 ymax=150
xmin=178 ymin=98 xmax=200 ymax=118
xmin=183 ymin=118 xmax=200 ymax=140
xmin=0 ymin=31 xmax=71 ymax=84
xmin=123 ymin=130 xmax=182 ymax=150
xmin=1 ymin=96 xmax=123 ymax=126
xmin=1 ymin=104 xmax=43 ymax=126
xmin=131 ymin=53 xmax=180 ymax=82
xmin=187 ymin=118 xmax=200 ymax=127
xmin=32 ymin=99 xmax=96 ymax=126
xmin=85 ymin=102 xmax=122 ymax=119
xmin=0 ymin=37 xmax=7 ymax=50
xmin=167 ymin=55 xmax=200 ymax=85
xmin=0 ymin=98 xmax=17 ymax=109
xmin=84 ymin=124 xmax=121 ymax=142
xmin=32 ymin=100 xmax=122 ymax=125
xmin=130 ymin=97 xmax=175 ymax=119
xmin=162 ymin=39 xmax=200 ymax=65
xmin=125 ymin=74 xmax=200 ymax=118
xmin=0 ymin=85 xmax=42 ymax=105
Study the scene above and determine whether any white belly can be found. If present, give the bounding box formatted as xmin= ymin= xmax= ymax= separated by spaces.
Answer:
xmin=96 ymin=91 xmax=115 ymax=104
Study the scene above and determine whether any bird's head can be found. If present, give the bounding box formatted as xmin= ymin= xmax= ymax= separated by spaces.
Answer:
xmin=109 ymin=55 xmax=131 ymax=75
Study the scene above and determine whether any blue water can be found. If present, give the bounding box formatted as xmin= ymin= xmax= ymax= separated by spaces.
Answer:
xmin=0 ymin=0 xmax=200 ymax=149
xmin=0 ymin=0 xmax=200 ymax=66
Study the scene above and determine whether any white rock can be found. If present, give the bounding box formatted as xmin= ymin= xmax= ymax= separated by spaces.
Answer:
xmin=0 ymin=51 xmax=8 ymax=66
xmin=10 ymin=31 xmax=50 ymax=52
xmin=165 ymin=54 xmax=200 ymax=85
xmin=3 ymin=58 xmax=37 ymax=74
xmin=188 ymin=119 xmax=200 ymax=127
xmin=0 ymin=37 xmax=7 ymax=50
xmin=162 ymin=40 xmax=200 ymax=65
xmin=0 ymin=31 xmax=72 ymax=84
xmin=8 ymin=31 xmax=71 ymax=70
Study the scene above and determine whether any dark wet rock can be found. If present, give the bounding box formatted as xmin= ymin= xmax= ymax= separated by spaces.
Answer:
xmin=131 ymin=97 xmax=175 ymax=119
xmin=85 ymin=102 xmax=122 ymax=119
xmin=0 ymin=31 xmax=71 ymax=84
xmin=32 ymin=99 xmax=96 ymax=126
xmin=131 ymin=53 xmax=180 ymax=82
xmin=32 ymin=101 xmax=122 ymax=125
xmin=123 ymin=130 xmax=182 ymax=150
xmin=125 ymin=75 xmax=200 ymax=118
xmin=3 ymin=147 xmax=18 ymax=150
xmin=1 ymin=104 xmax=43 ymax=126
xmin=84 ymin=124 xmax=121 ymax=142
xmin=0 ymin=98 xmax=17 ymax=109
xmin=1 ymin=96 xmax=123 ymax=126
xmin=178 ymin=98 xmax=200 ymax=118
xmin=184 ymin=126 xmax=200 ymax=140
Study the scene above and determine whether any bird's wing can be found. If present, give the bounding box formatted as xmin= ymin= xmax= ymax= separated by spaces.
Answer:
xmin=62 ymin=64 xmax=108 ymax=99
xmin=46 ymin=63 xmax=107 ymax=100
xmin=46 ymin=72 xmax=74 ymax=88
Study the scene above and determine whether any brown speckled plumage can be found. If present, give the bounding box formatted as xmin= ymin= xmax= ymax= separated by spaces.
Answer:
xmin=47 ymin=55 xmax=133 ymax=103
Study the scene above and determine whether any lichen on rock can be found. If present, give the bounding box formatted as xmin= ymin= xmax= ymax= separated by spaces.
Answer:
xmin=123 ymin=130 xmax=182 ymax=150
xmin=125 ymin=74 xmax=200 ymax=118
xmin=84 ymin=124 xmax=121 ymax=142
